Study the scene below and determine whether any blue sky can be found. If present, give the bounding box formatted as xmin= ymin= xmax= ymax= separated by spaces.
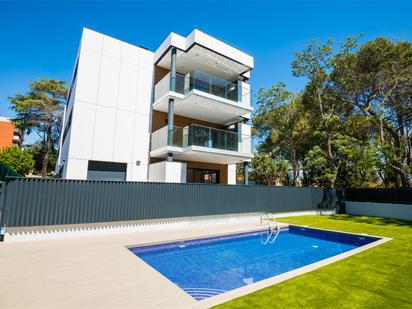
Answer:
xmin=1 ymin=1 xmax=411 ymax=143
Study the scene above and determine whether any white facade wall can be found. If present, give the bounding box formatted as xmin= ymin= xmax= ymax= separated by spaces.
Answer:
xmin=148 ymin=162 xmax=166 ymax=182
xmin=239 ymin=123 xmax=252 ymax=154
xmin=149 ymin=161 xmax=187 ymax=183
xmin=60 ymin=28 xmax=154 ymax=181
xmin=239 ymin=81 xmax=251 ymax=108
xmin=227 ymin=164 xmax=237 ymax=185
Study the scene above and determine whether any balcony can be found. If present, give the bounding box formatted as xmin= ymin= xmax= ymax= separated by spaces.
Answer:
xmin=150 ymin=124 xmax=253 ymax=164
xmin=152 ymin=71 xmax=253 ymax=125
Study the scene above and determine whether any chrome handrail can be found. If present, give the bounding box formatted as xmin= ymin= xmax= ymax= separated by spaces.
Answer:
xmin=260 ymin=213 xmax=279 ymax=245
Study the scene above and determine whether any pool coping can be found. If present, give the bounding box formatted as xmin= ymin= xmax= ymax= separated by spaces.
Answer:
xmin=126 ymin=224 xmax=392 ymax=308
xmin=124 ymin=223 xmax=289 ymax=249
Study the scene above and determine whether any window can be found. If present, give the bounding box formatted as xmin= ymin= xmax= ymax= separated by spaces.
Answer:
xmin=187 ymin=168 xmax=219 ymax=184
xmin=87 ymin=161 xmax=127 ymax=181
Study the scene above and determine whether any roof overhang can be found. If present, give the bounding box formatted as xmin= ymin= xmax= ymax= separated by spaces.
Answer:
xmin=154 ymin=30 xmax=254 ymax=81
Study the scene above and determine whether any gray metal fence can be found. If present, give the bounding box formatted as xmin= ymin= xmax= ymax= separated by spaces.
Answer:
xmin=345 ymin=188 xmax=412 ymax=205
xmin=0 ymin=177 xmax=343 ymax=227
xmin=0 ymin=181 xmax=4 ymax=226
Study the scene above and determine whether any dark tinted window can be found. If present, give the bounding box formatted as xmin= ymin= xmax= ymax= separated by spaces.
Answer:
xmin=87 ymin=161 xmax=127 ymax=181
xmin=187 ymin=168 xmax=219 ymax=184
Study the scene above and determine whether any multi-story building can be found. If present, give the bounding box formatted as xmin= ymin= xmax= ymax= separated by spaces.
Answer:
xmin=56 ymin=28 xmax=253 ymax=184
xmin=0 ymin=117 xmax=23 ymax=149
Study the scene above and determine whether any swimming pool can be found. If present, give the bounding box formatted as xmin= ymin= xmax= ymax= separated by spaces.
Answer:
xmin=129 ymin=226 xmax=379 ymax=301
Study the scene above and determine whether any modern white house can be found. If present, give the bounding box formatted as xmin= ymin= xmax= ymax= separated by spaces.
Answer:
xmin=56 ymin=28 xmax=254 ymax=184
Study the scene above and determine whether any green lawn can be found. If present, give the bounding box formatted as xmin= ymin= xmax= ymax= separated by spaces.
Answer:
xmin=215 ymin=215 xmax=412 ymax=309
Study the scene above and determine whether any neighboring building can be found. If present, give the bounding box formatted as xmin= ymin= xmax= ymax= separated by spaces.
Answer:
xmin=56 ymin=28 xmax=253 ymax=184
xmin=0 ymin=117 xmax=23 ymax=149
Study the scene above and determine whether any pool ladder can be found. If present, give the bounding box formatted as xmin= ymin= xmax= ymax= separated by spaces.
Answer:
xmin=260 ymin=213 xmax=280 ymax=245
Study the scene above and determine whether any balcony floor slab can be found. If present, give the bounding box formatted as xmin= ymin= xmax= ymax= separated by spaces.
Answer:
xmin=153 ymin=90 xmax=252 ymax=125
xmin=150 ymin=145 xmax=253 ymax=164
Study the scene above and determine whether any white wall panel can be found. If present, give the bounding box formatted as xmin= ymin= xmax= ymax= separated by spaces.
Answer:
xmin=92 ymin=106 xmax=116 ymax=161
xmin=122 ymin=42 xmax=140 ymax=66
xmin=148 ymin=162 xmax=166 ymax=182
xmin=117 ymin=63 xmax=138 ymax=112
xmin=68 ymin=102 xmax=96 ymax=159
xmin=65 ymin=158 xmax=88 ymax=180
xmin=113 ymin=110 xmax=134 ymax=162
xmin=130 ymin=163 xmax=149 ymax=181
xmin=148 ymin=162 xmax=186 ymax=183
xmin=102 ymin=35 xmax=122 ymax=59
xmin=126 ymin=163 xmax=134 ymax=181
xmin=75 ymin=50 xmax=101 ymax=104
xmin=132 ymin=113 xmax=150 ymax=164
xmin=165 ymin=162 xmax=187 ymax=183
xmin=240 ymin=123 xmax=251 ymax=137
xmin=136 ymin=67 xmax=153 ymax=115
xmin=227 ymin=164 xmax=236 ymax=185
xmin=240 ymin=81 xmax=251 ymax=108
xmin=97 ymin=56 xmax=121 ymax=108
xmin=139 ymin=49 xmax=154 ymax=70
xmin=81 ymin=28 xmax=103 ymax=53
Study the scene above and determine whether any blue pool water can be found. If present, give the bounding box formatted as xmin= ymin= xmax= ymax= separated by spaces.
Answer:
xmin=129 ymin=226 xmax=378 ymax=301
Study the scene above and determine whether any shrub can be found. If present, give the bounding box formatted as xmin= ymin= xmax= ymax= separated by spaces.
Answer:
xmin=0 ymin=147 xmax=34 ymax=176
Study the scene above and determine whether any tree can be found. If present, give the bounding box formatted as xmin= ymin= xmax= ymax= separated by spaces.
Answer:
xmin=9 ymin=79 xmax=67 ymax=177
xmin=290 ymin=36 xmax=412 ymax=187
xmin=0 ymin=147 xmax=35 ymax=175
xmin=291 ymin=38 xmax=348 ymax=188
xmin=253 ymin=83 xmax=312 ymax=185
xmin=29 ymin=143 xmax=58 ymax=176
xmin=252 ymin=35 xmax=411 ymax=188
xmin=331 ymin=37 xmax=412 ymax=187
xmin=250 ymin=152 xmax=289 ymax=185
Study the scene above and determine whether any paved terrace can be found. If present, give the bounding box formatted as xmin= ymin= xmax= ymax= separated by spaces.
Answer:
xmin=1 ymin=221 xmax=283 ymax=309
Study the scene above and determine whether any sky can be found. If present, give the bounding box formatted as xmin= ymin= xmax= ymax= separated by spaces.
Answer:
xmin=0 ymin=1 xmax=411 ymax=143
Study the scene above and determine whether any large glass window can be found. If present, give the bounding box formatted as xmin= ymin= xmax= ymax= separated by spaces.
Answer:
xmin=187 ymin=168 xmax=219 ymax=184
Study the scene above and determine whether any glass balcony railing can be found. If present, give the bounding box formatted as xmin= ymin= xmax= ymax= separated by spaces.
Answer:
xmin=154 ymin=71 xmax=252 ymax=105
xmin=188 ymin=71 xmax=239 ymax=102
xmin=184 ymin=124 xmax=238 ymax=151
xmin=150 ymin=126 xmax=183 ymax=149
xmin=151 ymin=124 xmax=252 ymax=153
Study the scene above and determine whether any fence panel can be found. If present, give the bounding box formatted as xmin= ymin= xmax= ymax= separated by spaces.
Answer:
xmin=345 ymin=188 xmax=412 ymax=205
xmin=0 ymin=178 xmax=340 ymax=227
xmin=0 ymin=181 xmax=4 ymax=226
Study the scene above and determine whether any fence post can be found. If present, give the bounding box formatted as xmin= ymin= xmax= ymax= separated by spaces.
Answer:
xmin=336 ymin=189 xmax=346 ymax=214
xmin=0 ymin=181 xmax=6 ymax=241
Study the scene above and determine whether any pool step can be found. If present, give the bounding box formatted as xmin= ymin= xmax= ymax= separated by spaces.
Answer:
xmin=182 ymin=287 xmax=226 ymax=300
